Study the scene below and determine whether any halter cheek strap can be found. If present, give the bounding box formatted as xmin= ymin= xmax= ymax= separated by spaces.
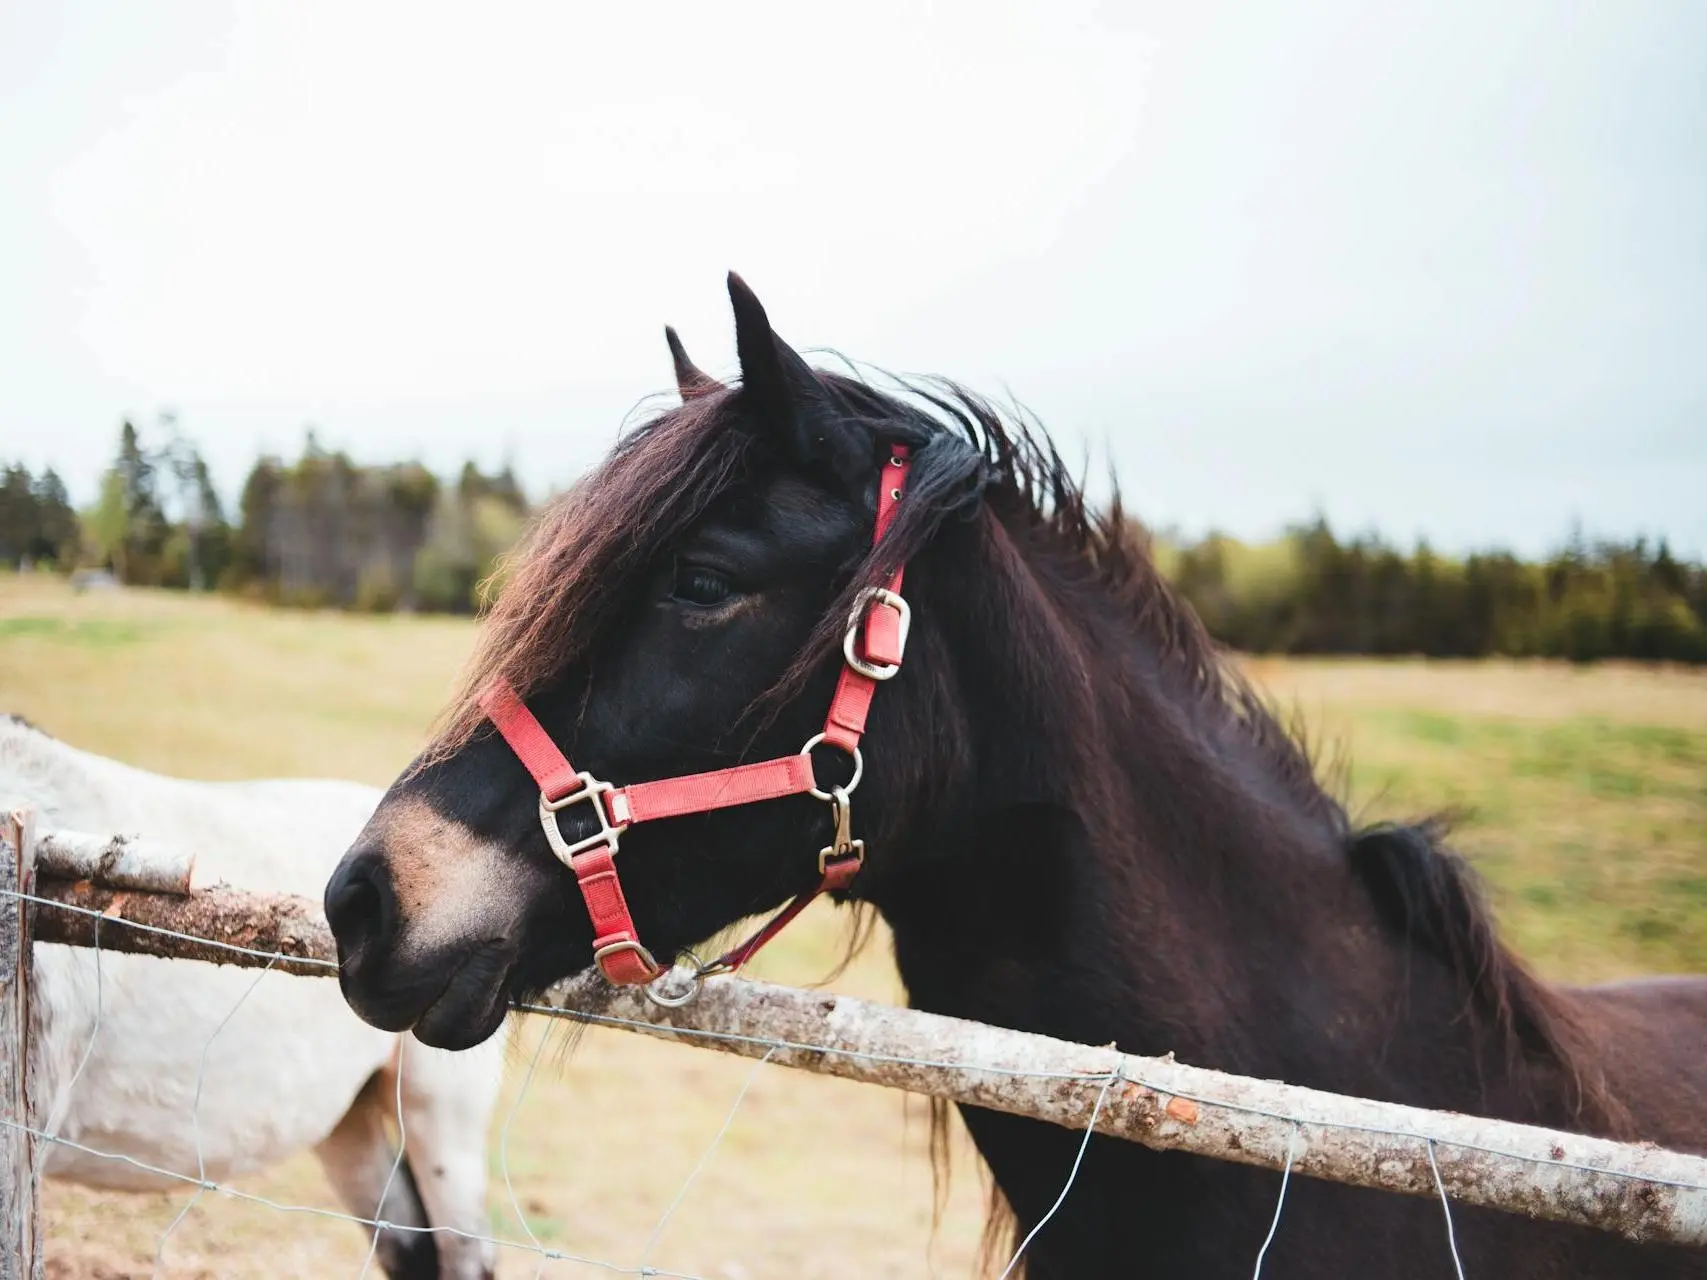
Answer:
xmin=479 ymin=445 xmax=913 ymax=986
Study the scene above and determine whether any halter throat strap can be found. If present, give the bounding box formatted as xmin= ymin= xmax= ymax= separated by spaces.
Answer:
xmin=479 ymin=444 xmax=913 ymax=986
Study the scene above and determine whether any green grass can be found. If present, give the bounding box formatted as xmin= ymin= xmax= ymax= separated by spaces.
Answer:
xmin=1342 ymin=707 xmax=1707 ymax=976
xmin=0 ymin=615 xmax=155 ymax=647
xmin=1254 ymin=656 xmax=1707 ymax=982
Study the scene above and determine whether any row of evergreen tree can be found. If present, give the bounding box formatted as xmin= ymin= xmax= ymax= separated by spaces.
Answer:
xmin=0 ymin=464 xmax=78 ymax=568
xmin=1167 ymin=521 xmax=1707 ymax=663
xmin=2 ymin=420 xmax=527 ymax=614
xmin=4 ymin=421 xmax=1705 ymax=660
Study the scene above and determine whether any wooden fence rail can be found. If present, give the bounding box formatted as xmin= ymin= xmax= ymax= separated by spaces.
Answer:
xmin=12 ymin=819 xmax=1707 ymax=1253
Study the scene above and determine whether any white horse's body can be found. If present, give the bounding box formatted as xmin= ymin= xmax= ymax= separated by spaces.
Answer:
xmin=2 ymin=716 xmax=503 ymax=1279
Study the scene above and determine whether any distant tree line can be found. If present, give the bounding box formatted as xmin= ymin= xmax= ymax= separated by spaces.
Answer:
xmin=3 ymin=420 xmax=526 ymax=614
xmin=1167 ymin=518 xmax=1707 ymax=664
xmin=0 ymin=463 xmax=78 ymax=569
xmin=224 ymin=433 xmax=527 ymax=612
xmin=4 ymin=420 xmax=1706 ymax=660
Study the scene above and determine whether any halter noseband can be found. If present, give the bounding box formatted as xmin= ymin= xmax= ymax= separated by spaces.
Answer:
xmin=478 ymin=445 xmax=914 ymax=987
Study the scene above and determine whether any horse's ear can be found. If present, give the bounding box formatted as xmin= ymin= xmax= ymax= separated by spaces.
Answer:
xmin=664 ymin=326 xmax=722 ymax=400
xmin=727 ymin=272 xmax=870 ymax=486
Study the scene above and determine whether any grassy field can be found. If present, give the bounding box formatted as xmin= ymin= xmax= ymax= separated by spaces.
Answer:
xmin=2 ymin=573 xmax=1704 ymax=1278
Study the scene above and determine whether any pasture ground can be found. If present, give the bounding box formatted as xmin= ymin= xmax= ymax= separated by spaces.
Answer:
xmin=2 ymin=573 xmax=1703 ymax=1278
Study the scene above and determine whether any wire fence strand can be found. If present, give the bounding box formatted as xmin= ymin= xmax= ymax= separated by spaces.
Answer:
xmin=355 ymin=1044 xmax=409 ymax=1280
xmin=1251 ymin=1120 xmax=1301 ymax=1279
xmin=1428 ymin=1138 xmax=1469 ymax=1280
xmin=995 ymin=1072 xmax=1117 ymax=1280
xmin=155 ymin=953 xmax=279 ymax=1276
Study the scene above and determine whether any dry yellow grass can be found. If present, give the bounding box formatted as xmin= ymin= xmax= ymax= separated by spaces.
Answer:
xmin=3 ymin=574 xmax=1703 ymax=1278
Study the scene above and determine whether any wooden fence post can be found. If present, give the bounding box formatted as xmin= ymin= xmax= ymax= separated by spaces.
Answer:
xmin=1 ymin=808 xmax=42 ymax=1280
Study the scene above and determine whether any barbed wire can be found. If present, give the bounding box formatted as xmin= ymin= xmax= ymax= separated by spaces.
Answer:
xmin=16 ymin=887 xmax=1704 ymax=1276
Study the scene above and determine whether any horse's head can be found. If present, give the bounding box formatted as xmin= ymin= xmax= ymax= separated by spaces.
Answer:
xmin=325 ymin=275 xmax=988 ymax=1048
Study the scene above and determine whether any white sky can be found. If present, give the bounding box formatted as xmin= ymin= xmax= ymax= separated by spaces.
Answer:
xmin=2 ymin=0 xmax=1703 ymax=555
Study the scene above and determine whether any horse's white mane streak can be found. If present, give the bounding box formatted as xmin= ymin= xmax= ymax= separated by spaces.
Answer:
xmin=1 ymin=714 xmax=505 ymax=1279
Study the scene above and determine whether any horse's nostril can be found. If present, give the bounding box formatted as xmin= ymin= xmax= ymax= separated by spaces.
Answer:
xmin=324 ymin=850 xmax=396 ymax=953
xmin=331 ymin=875 xmax=379 ymax=927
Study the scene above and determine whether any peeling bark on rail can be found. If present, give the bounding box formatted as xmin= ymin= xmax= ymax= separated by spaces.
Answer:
xmin=537 ymin=971 xmax=1707 ymax=1250
xmin=17 ymin=852 xmax=1707 ymax=1249
xmin=29 ymin=878 xmax=336 ymax=979
xmin=34 ymin=829 xmax=199 ymax=896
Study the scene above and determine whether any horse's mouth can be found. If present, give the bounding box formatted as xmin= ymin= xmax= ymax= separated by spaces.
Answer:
xmin=410 ymin=941 xmax=515 ymax=1051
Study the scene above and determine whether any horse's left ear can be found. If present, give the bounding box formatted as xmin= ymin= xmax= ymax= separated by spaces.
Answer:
xmin=665 ymin=326 xmax=722 ymax=400
xmin=727 ymin=272 xmax=872 ymax=489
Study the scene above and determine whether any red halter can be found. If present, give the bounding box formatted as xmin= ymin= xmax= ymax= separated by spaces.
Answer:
xmin=479 ymin=445 xmax=913 ymax=986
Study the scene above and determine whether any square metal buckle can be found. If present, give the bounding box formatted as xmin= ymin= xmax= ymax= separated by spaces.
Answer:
xmin=538 ymin=772 xmax=627 ymax=864
xmin=842 ymin=586 xmax=910 ymax=681
xmin=592 ymin=937 xmax=660 ymax=980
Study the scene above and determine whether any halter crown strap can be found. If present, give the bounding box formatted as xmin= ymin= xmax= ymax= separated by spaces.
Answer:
xmin=480 ymin=443 xmax=912 ymax=986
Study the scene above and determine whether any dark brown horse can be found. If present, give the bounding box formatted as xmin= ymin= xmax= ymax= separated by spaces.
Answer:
xmin=324 ymin=275 xmax=1707 ymax=1277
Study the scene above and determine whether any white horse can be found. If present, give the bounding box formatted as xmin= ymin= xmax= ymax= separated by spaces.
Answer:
xmin=1 ymin=714 xmax=505 ymax=1279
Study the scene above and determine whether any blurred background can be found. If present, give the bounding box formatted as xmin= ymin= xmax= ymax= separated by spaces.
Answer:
xmin=2 ymin=1 xmax=1704 ymax=1276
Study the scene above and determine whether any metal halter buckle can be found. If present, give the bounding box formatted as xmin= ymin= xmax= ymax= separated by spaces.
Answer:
xmin=593 ymin=937 xmax=660 ymax=980
xmin=538 ymin=772 xmax=628 ymax=864
xmin=842 ymin=586 xmax=910 ymax=681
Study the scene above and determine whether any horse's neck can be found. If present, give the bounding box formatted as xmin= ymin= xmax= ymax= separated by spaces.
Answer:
xmin=884 ymin=525 xmax=1477 ymax=1097
xmin=884 ymin=706 xmax=1368 ymax=1078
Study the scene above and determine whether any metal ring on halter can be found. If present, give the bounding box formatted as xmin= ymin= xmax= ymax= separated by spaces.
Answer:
xmin=799 ymin=731 xmax=864 ymax=802
xmin=644 ymin=950 xmax=711 ymax=1008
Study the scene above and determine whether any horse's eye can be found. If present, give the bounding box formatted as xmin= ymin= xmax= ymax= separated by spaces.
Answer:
xmin=670 ymin=562 xmax=733 ymax=607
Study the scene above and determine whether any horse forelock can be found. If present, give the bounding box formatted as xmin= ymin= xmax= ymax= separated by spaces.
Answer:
xmin=428 ymin=390 xmax=754 ymax=760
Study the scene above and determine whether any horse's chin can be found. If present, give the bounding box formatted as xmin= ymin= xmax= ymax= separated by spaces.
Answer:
xmin=409 ymin=943 xmax=515 ymax=1051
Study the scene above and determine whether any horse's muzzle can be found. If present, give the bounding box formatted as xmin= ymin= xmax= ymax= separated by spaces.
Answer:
xmin=324 ymin=846 xmax=514 ymax=1048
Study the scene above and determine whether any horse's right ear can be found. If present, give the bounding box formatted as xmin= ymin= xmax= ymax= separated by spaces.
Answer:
xmin=727 ymin=272 xmax=870 ymax=487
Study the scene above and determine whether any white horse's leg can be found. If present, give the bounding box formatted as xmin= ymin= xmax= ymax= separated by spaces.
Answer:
xmin=393 ymin=1030 xmax=507 ymax=1280
xmin=313 ymin=1066 xmax=440 ymax=1279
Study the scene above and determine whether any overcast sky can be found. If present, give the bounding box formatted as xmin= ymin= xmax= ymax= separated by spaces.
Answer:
xmin=2 ymin=1 xmax=1703 ymax=556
